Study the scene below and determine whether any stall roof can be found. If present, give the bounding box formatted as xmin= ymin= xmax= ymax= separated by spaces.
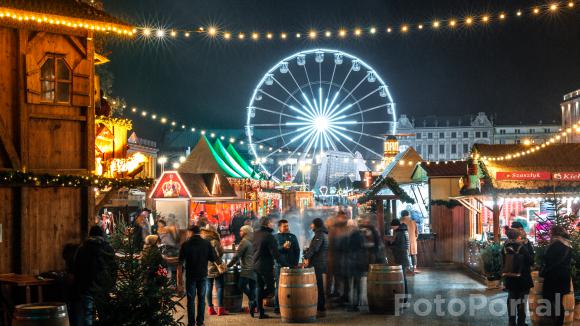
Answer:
xmin=417 ymin=161 xmax=468 ymax=177
xmin=179 ymin=136 xmax=241 ymax=178
xmin=472 ymin=143 xmax=580 ymax=192
xmin=380 ymin=147 xmax=423 ymax=184
xmin=149 ymin=171 xmax=238 ymax=199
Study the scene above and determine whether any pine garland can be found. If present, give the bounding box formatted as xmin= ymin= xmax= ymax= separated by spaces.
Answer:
xmin=0 ymin=170 xmax=154 ymax=189
xmin=430 ymin=199 xmax=463 ymax=208
xmin=358 ymin=175 xmax=415 ymax=204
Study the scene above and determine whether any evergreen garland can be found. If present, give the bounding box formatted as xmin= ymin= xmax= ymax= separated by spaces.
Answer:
xmin=0 ymin=170 xmax=154 ymax=189
xmin=430 ymin=199 xmax=463 ymax=208
xmin=358 ymin=175 xmax=415 ymax=204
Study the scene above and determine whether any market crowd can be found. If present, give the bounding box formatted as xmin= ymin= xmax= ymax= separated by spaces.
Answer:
xmin=63 ymin=208 xmax=574 ymax=326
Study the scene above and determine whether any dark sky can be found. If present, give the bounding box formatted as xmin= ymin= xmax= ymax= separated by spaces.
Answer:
xmin=102 ymin=0 xmax=580 ymax=141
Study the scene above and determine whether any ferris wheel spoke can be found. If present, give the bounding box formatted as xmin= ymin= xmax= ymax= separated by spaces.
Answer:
xmin=329 ymin=127 xmax=383 ymax=158
xmin=323 ymin=131 xmax=337 ymax=151
xmin=252 ymin=127 xmax=311 ymax=144
xmin=271 ymin=77 xmax=310 ymax=114
xmin=266 ymin=127 xmax=315 ymax=165
xmin=329 ymin=125 xmax=384 ymax=140
xmin=342 ymin=103 xmax=390 ymax=119
xmin=259 ymin=89 xmax=314 ymax=119
xmin=250 ymin=123 xmax=293 ymax=127
xmin=329 ymin=75 xmax=368 ymax=116
xmin=302 ymin=65 xmax=317 ymax=110
xmin=300 ymin=93 xmax=318 ymax=117
xmin=328 ymin=87 xmax=381 ymax=120
xmin=337 ymin=67 xmax=353 ymax=99
xmin=328 ymin=131 xmax=355 ymax=156
xmin=251 ymin=106 xmax=299 ymax=119
xmin=324 ymin=62 xmax=338 ymax=115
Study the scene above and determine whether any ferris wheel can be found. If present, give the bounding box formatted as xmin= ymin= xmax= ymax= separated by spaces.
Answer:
xmin=246 ymin=49 xmax=397 ymax=181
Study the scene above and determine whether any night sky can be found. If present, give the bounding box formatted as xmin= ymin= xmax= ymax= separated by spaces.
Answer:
xmin=102 ymin=0 xmax=580 ymax=142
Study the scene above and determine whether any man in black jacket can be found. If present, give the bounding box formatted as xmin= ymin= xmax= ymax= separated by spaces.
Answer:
xmin=73 ymin=225 xmax=115 ymax=326
xmin=303 ymin=218 xmax=329 ymax=316
xmin=273 ymin=219 xmax=300 ymax=313
xmin=177 ymin=225 xmax=219 ymax=326
xmin=252 ymin=216 xmax=280 ymax=319
xmin=511 ymin=221 xmax=535 ymax=266
xmin=501 ymin=228 xmax=533 ymax=326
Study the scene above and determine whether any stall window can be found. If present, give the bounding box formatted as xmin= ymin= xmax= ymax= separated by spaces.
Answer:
xmin=40 ymin=55 xmax=71 ymax=103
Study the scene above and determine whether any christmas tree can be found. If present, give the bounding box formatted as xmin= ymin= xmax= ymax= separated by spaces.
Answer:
xmin=95 ymin=221 xmax=183 ymax=326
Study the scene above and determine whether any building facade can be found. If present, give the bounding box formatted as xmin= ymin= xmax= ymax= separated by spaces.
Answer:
xmin=396 ymin=112 xmax=494 ymax=161
xmin=561 ymin=89 xmax=580 ymax=143
xmin=493 ymin=123 xmax=560 ymax=145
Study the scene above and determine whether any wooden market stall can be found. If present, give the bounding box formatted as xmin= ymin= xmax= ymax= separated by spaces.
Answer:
xmin=412 ymin=161 xmax=469 ymax=264
xmin=0 ymin=0 xmax=133 ymax=274
xmin=151 ymin=136 xmax=281 ymax=233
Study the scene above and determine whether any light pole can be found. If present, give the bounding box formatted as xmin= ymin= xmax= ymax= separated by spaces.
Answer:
xmin=158 ymin=156 xmax=168 ymax=174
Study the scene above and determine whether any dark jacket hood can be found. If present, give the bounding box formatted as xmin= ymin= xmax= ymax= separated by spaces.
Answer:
xmin=259 ymin=226 xmax=274 ymax=233
xmin=314 ymin=226 xmax=328 ymax=234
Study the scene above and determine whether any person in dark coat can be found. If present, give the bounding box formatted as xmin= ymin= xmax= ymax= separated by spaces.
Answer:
xmin=387 ymin=219 xmax=410 ymax=298
xmin=177 ymin=225 xmax=219 ymax=326
xmin=501 ymin=228 xmax=533 ymax=326
xmin=344 ymin=221 xmax=367 ymax=312
xmin=328 ymin=211 xmax=350 ymax=301
xmin=73 ymin=225 xmax=115 ymax=326
xmin=303 ymin=218 xmax=329 ymax=316
xmin=252 ymin=216 xmax=280 ymax=319
xmin=227 ymin=225 xmax=257 ymax=316
xmin=541 ymin=225 xmax=573 ymax=326
xmin=273 ymin=219 xmax=300 ymax=313
xmin=229 ymin=211 xmax=247 ymax=244
xmin=510 ymin=221 xmax=535 ymax=266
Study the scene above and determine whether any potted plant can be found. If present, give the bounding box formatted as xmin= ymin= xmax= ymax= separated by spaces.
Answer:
xmin=480 ymin=242 xmax=502 ymax=289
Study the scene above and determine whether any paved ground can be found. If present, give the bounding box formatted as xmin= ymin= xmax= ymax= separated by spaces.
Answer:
xmin=175 ymin=265 xmax=514 ymax=325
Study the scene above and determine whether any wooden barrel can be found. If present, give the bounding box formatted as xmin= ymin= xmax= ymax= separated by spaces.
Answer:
xmin=367 ymin=264 xmax=405 ymax=315
xmin=212 ymin=267 xmax=243 ymax=312
xmin=278 ymin=267 xmax=317 ymax=323
xmin=12 ymin=303 xmax=69 ymax=326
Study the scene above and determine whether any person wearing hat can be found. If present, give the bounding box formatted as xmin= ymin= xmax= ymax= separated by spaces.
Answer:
xmin=177 ymin=225 xmax=219 ymax=326
xmin=227 ymin=225 xmax=257 ymax=316
xmin=510 ymin=221 xmax=535 ymax=266
xmin=303 ymin=218 xmax=329 ymax=316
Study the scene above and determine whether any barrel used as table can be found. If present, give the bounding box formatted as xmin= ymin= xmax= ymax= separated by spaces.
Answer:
xmin=278 ymin=267 xmax=317 ymax=323
xmin=367 ymin=264 xmax=405 ymax=315
xmin=212 ymin=267 xmax=243 ymax=313
xmin=12 ymin=303 xmax=69 ymax=326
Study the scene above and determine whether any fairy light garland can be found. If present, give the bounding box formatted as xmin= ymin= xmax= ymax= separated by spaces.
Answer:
xmin=471 ymin=120 xmax=580 ymax=162
xmin=0 ymin=170 xmax=154 ymax=189
xmin=133 ymin=1 xmax=577 ymax=42
xmin=0 ymin=7 xmax=135 ymax=36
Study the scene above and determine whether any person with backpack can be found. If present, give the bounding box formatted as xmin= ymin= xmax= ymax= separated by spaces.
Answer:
xmin=501 ymin=228 xmax=533 ymax=326
xmin=541 ymin=225 xmax=573 ymax=326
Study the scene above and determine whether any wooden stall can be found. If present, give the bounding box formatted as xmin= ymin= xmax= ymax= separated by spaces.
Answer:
xmin=0 ymin=1 xmax=132 ymax=274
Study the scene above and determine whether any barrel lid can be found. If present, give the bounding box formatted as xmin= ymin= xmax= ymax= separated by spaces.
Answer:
xmin=281 ymin=267 xmax=315 ymax=274
xmin=369 ymin=264 xmax=402 ymax=271
xmin=14 ymin=303 xmax=68 ymax=319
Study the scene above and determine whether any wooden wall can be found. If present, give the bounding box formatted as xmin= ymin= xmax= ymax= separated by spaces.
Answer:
xmin=431 ymin=205 xmax=467 ymax=264
xmin=0 ymin=25 xmax=95 ymax=274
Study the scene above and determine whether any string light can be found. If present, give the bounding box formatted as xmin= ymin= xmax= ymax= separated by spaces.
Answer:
xmin=0 ymin=7 xmax=134 ymax=36
xmin=111 ymin=1 xmax=577 ymax=42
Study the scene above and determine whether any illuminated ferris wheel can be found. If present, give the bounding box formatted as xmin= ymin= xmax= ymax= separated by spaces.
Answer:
xmin=246 ymin=49 xmax=397 ymax=181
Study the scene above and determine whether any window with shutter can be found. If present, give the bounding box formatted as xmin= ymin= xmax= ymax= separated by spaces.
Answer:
xmin=40 ymin=55 xmax=72 ymax=104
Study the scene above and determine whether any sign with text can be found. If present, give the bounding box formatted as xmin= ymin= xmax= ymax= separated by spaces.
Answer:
xmin=553 ymin=172 xmax=580 ymax=181
xmin=496 ymin=171 xmax=551 ymax=181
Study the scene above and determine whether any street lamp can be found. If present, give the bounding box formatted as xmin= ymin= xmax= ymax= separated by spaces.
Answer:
xmin=179 ymin=156 xmax=186 ymax=163
xmin=158 ymin=156 xmax=168 ymax=173
xmin=172 ymin=162 xmax=180 ymax=169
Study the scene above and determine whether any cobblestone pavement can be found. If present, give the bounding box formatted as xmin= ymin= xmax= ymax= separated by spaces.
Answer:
xmin=175 ymin=266 xmax=514 ymax=326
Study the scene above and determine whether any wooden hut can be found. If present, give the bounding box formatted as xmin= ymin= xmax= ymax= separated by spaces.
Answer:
xmin=0 ymin=1 xmax=132 ymax=274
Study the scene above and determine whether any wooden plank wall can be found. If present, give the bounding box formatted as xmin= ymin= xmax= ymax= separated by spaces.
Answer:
xmin=0 ymin=26 xmax=95 ymax=274
xmin=431 ymin=205 xmax=467 ymax=264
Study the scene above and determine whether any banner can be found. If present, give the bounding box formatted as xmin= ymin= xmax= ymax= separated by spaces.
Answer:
xmin=496 ymin=172 xmax=551 ymax=181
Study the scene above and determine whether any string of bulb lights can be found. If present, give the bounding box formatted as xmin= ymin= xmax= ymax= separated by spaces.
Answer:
xmin=135 ymin=1 xmax=577 ymax=42
xmin=473 ymin=119 xmax=580 ymax=162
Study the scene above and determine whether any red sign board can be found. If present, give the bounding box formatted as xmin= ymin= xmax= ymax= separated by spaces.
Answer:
xmin=150 ymin=172 xmax=190 ymax=199
xmin=496 ymin=171 xmax=551 ymax=181
xmin=553 ymin=172 xmax=580 ymax=181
